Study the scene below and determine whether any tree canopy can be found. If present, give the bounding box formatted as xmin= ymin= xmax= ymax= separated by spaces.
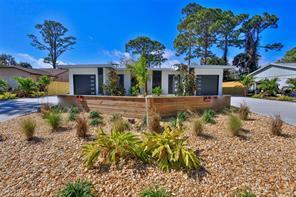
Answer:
xmin=279 ymin=47 xmax=296 ymax=63
xmin=28 ymin=20 xmax=76 ymax=69
xmin=0 ymin=54 xmax=17 ymax=66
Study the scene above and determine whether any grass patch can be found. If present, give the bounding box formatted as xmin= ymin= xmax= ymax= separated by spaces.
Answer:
xmin=20 ymin=118 xmax=36 ymax=140
xmin=58 ymin=180 xmax=94 ymax=197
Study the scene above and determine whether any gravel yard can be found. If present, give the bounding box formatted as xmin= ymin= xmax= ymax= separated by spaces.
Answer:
xmin=0 ymin=112 xmax=295 ymax=196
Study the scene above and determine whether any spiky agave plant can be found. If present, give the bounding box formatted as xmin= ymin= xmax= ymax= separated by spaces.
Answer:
xmin=142 ymin=124 xmax=201 ymax=172
xmin=82 ymin=128 xmax=146 ymax=167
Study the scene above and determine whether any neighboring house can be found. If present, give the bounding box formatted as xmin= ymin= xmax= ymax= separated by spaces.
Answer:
xmin=249 ymin=63 xmax=296 ymax=89
xmin=58 ymin=63 xmax=231 ymax=96
xmin=0 ymin=66 xmax=68 ymax=89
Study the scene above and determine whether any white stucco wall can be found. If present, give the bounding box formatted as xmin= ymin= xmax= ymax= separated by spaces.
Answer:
xmin=253 ymin=66 xmax=296 ymax=88
xmin=161 ymin=70 xmax=179 ymax=95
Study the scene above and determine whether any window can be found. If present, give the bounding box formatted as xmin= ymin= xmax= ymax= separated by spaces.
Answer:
xmin=117 ymin=74 xmax=124 ymax=90
xmin=152 ymin=71 xmax=162 ymax=88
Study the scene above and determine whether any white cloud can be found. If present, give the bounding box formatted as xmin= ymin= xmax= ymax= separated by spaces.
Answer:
xmin=102 ymin=49 xmax=131 ymax=60
xmin=16 ymin=53 xmax=70 ymax=68
xmin=161 ymin=49 xmax=180 ymax=68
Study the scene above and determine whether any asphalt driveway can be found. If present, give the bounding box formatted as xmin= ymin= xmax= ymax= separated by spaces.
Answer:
xmin=0 ymin=96 xmax=58 ymax=122
xmin=231 ymin=97 xmax=296 ymax=125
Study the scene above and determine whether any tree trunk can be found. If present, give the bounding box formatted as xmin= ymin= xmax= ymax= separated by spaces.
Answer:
xmin=223 ymin=37 xmax=228 ymax=65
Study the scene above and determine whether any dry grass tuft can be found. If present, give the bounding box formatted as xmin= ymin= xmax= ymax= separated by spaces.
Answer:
xmin=193 ymin=119 xmax=203 ymax=136
xmin=75 ymin=115 xmax=88 ymax=138
xmin=148 ymin=115 xmax=161 ymax=132
xmin=239 ymin=103 xmax=250 ymax=120
xmin=20 ymin=118 xmax=36 ymax=140
xmin=227 ymin=113 xmax=242 ymax=136
xmin=111 ymin=118 xmax=130 ymax=133
xmin=271 ymin=115 xmax=283 ymax=136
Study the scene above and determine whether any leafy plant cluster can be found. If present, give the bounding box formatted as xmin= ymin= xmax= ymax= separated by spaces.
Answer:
xmin=41 ymin=105 xmax=63 ymax=131
xmin=68 ymin=106 xmax=79 ymax=121
xmin=110 ymin=114 xmax=129 ymax=133
xmin=89 ymin=111 xmax=104 ymax=127
xmin=58 ymin=180 xmax=94 ymax=197
xmin=140 ymin=186 xmax=171 ymax=197
xmin=152 ymin=86 xmax=162 ymax=96
xmin=170 ymin=111 xmax=187 ymax=129
xmin=202 ymin=109 xmax=215 ymax=124
xmin=103 ymin=70 xmax=125 ymax=96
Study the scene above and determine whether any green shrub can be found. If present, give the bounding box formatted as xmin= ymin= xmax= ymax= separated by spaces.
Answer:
xmin=68 ymin=106 xmax=79 ymax=121
xmin=75 ymin=116 xmax=88 ymax=138
xmin=47 ymin=112 xmax=62 ymax=131
xmin=110 ymin=113 xmax=122 ymax=122
xmin=227 ymin=114 xmax=242 ymax=136
xmin=140 ymin=186 xmax=171 ymax=197
xmin=171 ymin=112 xmax=187 ymax=129
xmin=89 ymin=111 xmax=102 ymax=119
xmin=40 ymin=104 xmax=51 ymax=119
xmin=148 ymin=115 xmax=161 ymax=132
xmin=0 ymin=78 xmax=8 ymax=93
xmin=111 ymin=118 xmax=130 ymax=132
xmin=252 ymin=93 xmax=264 ymax=98
xmin=152 ymin=86 xmax=162 ymax=96
xmin=142 ymin=125 xmax=201 ymax=172
xmin=236 ymin=188 xmax=256 ymax=197
xmin=277 ymin=95 xmax=294 ymax=101
xmin=58 ymin=180 xmax=94 ymax=197
xmin=193 ymin=119 xmax=203 ymax=136
xmin=0 ymin=92 xmax=17 ymax=100
xmin=13 ymin=77 xmax=38 ymax=97
xmin=271 ymin=115 xmax=283 ymax=136
xmin=82 ymin=129 xmax=145 ymax=167
xmin=20 ymin=118 xmax=36 ymax=140
xmin=31 ymin=91 xmax=45 ymax=97
xmin=130 ymin=86 xmax=140 ymax=96
xmin=202 ymin=109 xmax=215 ymax=124
xmin=89 ymin=118 xmax=103 ymax=127
xmin=239 ymin=103 xmax=250 ymax=120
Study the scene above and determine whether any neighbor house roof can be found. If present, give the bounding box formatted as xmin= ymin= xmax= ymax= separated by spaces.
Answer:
xmin=0 ymin=65 xmax=53 ymax=76
xmin=57 ymin=64 xmax=117 ymax=69
xmin=39 ymin=68 xmax=68 ymax=77
xmin=249 ymin=63 xmax=296 ymax=76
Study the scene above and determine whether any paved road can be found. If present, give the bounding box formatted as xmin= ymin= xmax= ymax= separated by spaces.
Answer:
xmin=0 ymin=96 xmax=58 ymax=122
xmin=231 ymin=97 xmax=296 ymax=126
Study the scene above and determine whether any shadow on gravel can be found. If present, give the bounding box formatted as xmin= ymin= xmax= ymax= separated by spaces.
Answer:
xmin=198 ymin=133 xmax=215 ymax=140
xmin=240 ymin=128 xmax=250 ymax=133
xmin=187 ymin=166 xmax=209 ymax=182
xmin=56 ymin=126 xmax=70 ymax=132
xmin=28 ymin=136 xmax=46 ymax=144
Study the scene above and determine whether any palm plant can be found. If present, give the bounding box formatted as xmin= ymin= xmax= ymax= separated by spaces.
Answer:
xmin=37 ymin=75 xmax=51 ymax=96
xmin=142 ymin=125 xmax=201 ymax=172
xmin=286 ymin=78 xmax=296 ymax=91
xmin=258 ymin=78 xmax=279 ymax=96
xmin=82 ymin=129 xmax=145 ymax=167
xmin=0 ymin=78 xmax=8 ymax=93
xmin=240 ymin=75 xmax=255 ymax=88
xmin=14 ymin=77 xmax=37 ymax=97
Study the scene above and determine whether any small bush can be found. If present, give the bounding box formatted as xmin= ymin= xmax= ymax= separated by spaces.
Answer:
xmin=202 ymin=109 xmax=215 ymax=124
xmin=130 ymin=86 xmax=140 ymax=96
xmin=140 ymin=186 xmax=171 ymax=197
xmin=271 ymin=115 xmax=283 ymax=136
xmin=31 ymin=91 xmax=45 ymax=97
xmin=227 ymin=114 xmax=242 ymax=136
xmin=0 ymin=92 xmax=17 ymax=100
xmin=68 ymin=106 xmax=79 ymax=121
xmin=236 ymin=188 xmax=256 ymax=197
xmin=75 ymin=116 xmax=88 ymax=138
xmin=239 ymin=103 xmax=250 ymax=120
xmin=58 ymin=180 xmax=94 ymax=197
xmin=277 ymin=95 xmax=294 ymax=101
xmin=110 ymin=113 xmax=122 ymax=122
xmin=193 ymin=119 xmax=203 ymax=136
xmin=20 ymin=118 xmax=36 ymax=140
xmin=148 ymin=115 xmax=161 ymax=132
xmin=40 ymin=104 xmax=51 ymax=119
xmin=89 ymin=111 xmax=102 ymax=119
xmin=47 ymin=112 xmax=62 ymax=131
xmin=111 ymin=118 xmax=130 ymax=132
xmin=152 ymin=86 xmax=162 ymax=96
xmin=89 ymin=118 xmax=103 ymax=127
xmin=171 ymin=112 xmax=187 ymax=129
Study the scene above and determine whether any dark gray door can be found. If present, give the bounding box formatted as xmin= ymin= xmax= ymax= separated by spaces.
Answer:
xmin=73 ymin=75 xmax=96 ymax=95
xmin=196 ymin=75 xmax=219 ymax=95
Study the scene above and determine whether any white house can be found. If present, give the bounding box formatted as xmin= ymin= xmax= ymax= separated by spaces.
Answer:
xmin=249 ymin=63 xmax=296 ymax=89
xmin=57 ymin=63 xmax=232 ymax=96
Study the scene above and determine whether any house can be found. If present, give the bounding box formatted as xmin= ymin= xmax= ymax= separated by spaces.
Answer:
xmin=0 ymin=66 xmax=68 ymax=89
xmin=249 ymin=63 xmax=296 ymax=89
xmin=57 ymin=63 xmax=231 ymax=96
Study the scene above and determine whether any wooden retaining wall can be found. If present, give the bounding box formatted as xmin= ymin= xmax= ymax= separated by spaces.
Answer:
xmin=58 ymin=95 xmax=231 ymax=118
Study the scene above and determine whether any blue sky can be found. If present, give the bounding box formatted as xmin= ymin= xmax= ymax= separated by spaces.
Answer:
xmin=0 ymin=0 xmax=296 ymax=68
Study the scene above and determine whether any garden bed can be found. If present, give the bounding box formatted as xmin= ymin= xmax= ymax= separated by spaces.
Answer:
xmin=0 ymin=112 xmax=295 ymax=196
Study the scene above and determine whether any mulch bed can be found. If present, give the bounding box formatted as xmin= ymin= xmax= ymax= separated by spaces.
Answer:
xmin=0 ymin=112 xmax=295 ymax=196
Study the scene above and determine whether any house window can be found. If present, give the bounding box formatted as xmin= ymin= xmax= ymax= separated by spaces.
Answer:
xmin=152 ymin=71 xmax=162 ymax=88
xmin=117 ymin=74 xmax=124 ymax=90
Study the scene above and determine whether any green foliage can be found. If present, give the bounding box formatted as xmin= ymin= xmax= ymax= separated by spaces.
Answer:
xmin=58 ymin=180 xmax=94 ymax=197
xmin=68 ymin=106 xmax=79 ymax=121
xmin=202 ymin=109 xmax=215 ymax=124
xmin=286 ymin=78 xmax=296 ymax=91
xmin=0 ymin=53 xmax=17 ymax=66
xmin=277 ymin=95 xmax=294 ymax=101
xmin=31 ymin=91 xmax=45 ymax=97
xmin=0 ymin=78 xmax=8 ymax=93
xmin=110 ymin=113 xmax=122 ymax=122
xmin=14 ymin=77 xmax=38 ymax=97
xmin=111 ymin=118 xmax=130 ymax=133
xmin=0 ymin=92 xmax=17 ymax=100
xmin=251 ymin=93 xmax=264 ymax=99
xmin=271 ymin=115 xmax=283 ymax=136
xmin=20 ymin=118 xmax=36 ymax=141
xmin=142 ymin=125 xmax=201 ymax=172
xmin=140 ymin=186 xmax=171 ymax=197
xmin=130 ymin=86 xmax=140 ymax=96
xmin=238 ymin=103 xmax=250 ymax=120
xmin=176 ymin=65 xmax=196 ymax=96
xmin=82 ymin=129 xmax=145 ymax=167
xmin=152 ymin=86 xmax=162 ymax=96
xmin=236 ymin=188 xmax=256 ymax=197
xmin=28 ymin=20 xmax=76 ymax=69
xmin=46 ymin=112 xmax=62 ymax=131
xmin=103 ymin=69 xmax=125 ymax=96
xmin=240 ymin=75 xmax=254 ymax=88
xmin=227 ymin=114 xmax=242 ymax=136
xmin=89 ymin=118 xmax=103 ymax=127
xmin=125 ymin=36 xmax=167 ymax=67
xmin=193 ymin=119 xmax=203 ymax=136
xmin=279 ymin=47 xmax=296 ymax=63
xmin=89 ymin=111 xmax=102 ymax=119
xmin=37 ymin=75 xmax=51 ymax=93
xmin=258 ymin=78 xmax=279 ymax=96
xmin=171 ymin=111 xmax=187 ymax=129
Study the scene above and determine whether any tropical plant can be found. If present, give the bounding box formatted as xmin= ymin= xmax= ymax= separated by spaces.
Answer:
xmin=89 ymin=118 xmax=103 ymax=127
xmin=68 ymin=106 xmax=79 ymax=121
xmin=148 ymin=115 xmax=161 ymax=133
xmin=142 ymin=125 xmax=201 ymax=171
xmin=286 ymin=78 xmax=296 ymax=91
xmin=0 ymin=78 xmax=8 ymax=93
xmin=227 ymin=113 xmax=242 ymax=136
xmin=14 ymin=77 xmax=38 ymax=97
xmin=31 ymin=91 xmax=45 ymax=97
xmin=75 ymin=115 xmax=88 ymax=138
xmin=0 ymin=92 xmax=17 ymax=100
xmin=271 ymin=114 xmax=283 ymax=136
xmin=46 ymin=112 xmax=62 ymax=131
xmin=140 ymin=186 xmax=171 ymax=197
xmin=58 ymin=180 xmax=94 ymax=197
xmin=258 ymin=78 xmax=279 ymax=96
xmin=238 ymin=103 xmax=250 ymax=120
xmin=20 ymin=118 xmax=36 ymax=141
xmin=240 ymin=75 xmax=254 ymax=90
xmin=28 ymin=20 xmax=76 ymax=69
xmin=82 ymin=129 xmax=145 ymax=167
xmin=152 ymin=86 xmax=162 ymax=96
xmin=171 ymin=111 xmax=187 ymax=129
xmin=37 ymin=75 xmax=51 ymax=96
xmin=202 ymin=109 xmax=215 ymax=124
xmin=193 ymin=119 xmax=203 ymax=136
